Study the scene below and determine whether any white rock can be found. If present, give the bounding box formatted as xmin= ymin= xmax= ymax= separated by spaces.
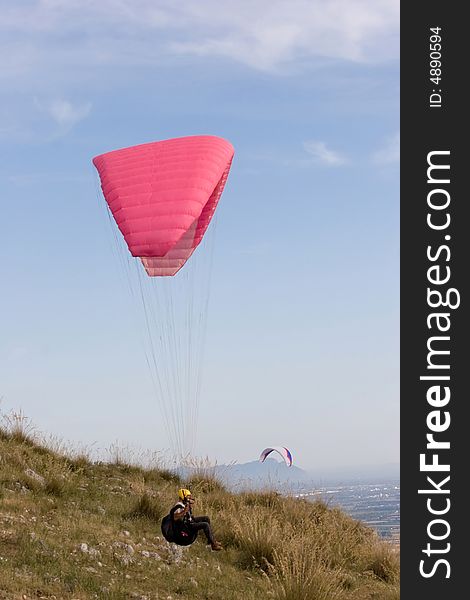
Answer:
xmin=79 ymin=543 xmax=88 ymax=553
xmin=86 ymin=567 xmax=98 ymax=574
xmin=24 ymin=469 xmax=45 ymax=486
xmin=119 ymin=555 xmax=132 ymax=566
xmin=167 ymin=543 xmax=183 ymax=564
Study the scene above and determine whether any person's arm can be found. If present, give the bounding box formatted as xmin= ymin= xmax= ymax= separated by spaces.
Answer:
xmin=172 ymin=503 xmax=191 ymax=521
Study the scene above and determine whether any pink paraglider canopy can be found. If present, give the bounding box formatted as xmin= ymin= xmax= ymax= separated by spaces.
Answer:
xmin=259 ymin=446 xmax=293 ymax=467
xmin=93 ymin=135 xmax=234 ymax=276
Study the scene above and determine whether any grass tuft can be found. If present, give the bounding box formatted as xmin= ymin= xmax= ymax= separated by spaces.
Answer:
xmin=126 ymin=491 xmax=164 ymax=521
xmin=232 ymin=506 xmax=284 ymax=569
xmin=272 ymin=540 xmax=347 ymax=600
xmin=359 ymin=541 xmax=400 ymax=583
xmin=1 ymin=409 xmax=37 ymax=444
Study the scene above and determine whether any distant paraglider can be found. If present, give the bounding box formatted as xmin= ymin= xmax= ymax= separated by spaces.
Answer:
xmin=259 ymin=446 xmax=293 ymax=467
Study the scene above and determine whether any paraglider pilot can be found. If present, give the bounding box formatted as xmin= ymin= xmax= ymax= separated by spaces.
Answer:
xmin=162 ymin=488 xmax=222 ymax=551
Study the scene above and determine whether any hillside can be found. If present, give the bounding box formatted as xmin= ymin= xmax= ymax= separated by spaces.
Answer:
xmin=0 ymin=418 xmax=399 ymax=599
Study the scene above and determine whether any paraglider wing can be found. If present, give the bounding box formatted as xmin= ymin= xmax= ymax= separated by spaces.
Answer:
xmin=259 ymin=446 xmax=293 ymax=467
xmin=91 ymin=133 xmax=234 ymax=457
xmin=93 ymin=135 xmax=234 ymax=276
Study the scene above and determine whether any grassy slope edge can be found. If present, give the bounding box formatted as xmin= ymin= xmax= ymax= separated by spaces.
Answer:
xmin=0 ymin=424 xmax=399 ymax=600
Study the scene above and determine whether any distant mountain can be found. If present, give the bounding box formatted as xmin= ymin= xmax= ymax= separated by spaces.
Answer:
xmin=214 ymin=458 xmax=311 ymax=489
xmin=207 ymin=460 xmax=400 ymax=490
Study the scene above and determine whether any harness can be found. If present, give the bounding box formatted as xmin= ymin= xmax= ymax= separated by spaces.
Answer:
xmin=161 ymin=502 xmax=197 ymax=546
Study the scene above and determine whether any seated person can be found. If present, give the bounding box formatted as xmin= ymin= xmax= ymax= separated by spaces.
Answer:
xmin=169 ymin=488 xmax=222 ymax=550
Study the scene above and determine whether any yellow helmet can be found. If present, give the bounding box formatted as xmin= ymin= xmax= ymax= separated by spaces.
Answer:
xmin=178 ymin=488 xmax=192 ymax=502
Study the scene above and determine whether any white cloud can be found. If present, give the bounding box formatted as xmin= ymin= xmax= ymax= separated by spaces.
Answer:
xmin=245 ymin=143 xmax=348 ymax=169
xmin=303 ymin=140 xmax=347 ymax=166
xmin=170 ymin=0 xmax=399 ymax=71
xmin=0 ymin=97 xmax=92 ymax=142
xmin=373 ymin=132 xmax=400 ymax=164
xmin=0 ymin=1 xmax=399 ymax=83
xmin=0 ymin=2 xmax=397 ymax=143
xmin=46 ymin=99 xmax=92 ymax=129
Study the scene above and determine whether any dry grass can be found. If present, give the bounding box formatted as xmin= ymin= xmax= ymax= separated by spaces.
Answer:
xmin=126 ymin=492 xmax=165 ymax=521
xmin=0 ymin=411 xmax=400 ymax=599
xmin=0 ymin=409 xmax=37 ymax=444
xmin=271 ymin=540 xmax=347 ymax=600
xmin=231 ymin=505 xmax=285 ymax=569
xmin=358 ymin=540 xmax=400 ymax=584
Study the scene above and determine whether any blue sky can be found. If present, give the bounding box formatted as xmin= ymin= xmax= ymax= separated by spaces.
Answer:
xmin=0 ymin=1 xmax=399 ymax=471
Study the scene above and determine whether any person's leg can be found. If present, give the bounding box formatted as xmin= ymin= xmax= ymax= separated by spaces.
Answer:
xmin=189 ymin=516 xmax=215 ymax=544
xmin=193 ymin=515 xmax=211 ymax=525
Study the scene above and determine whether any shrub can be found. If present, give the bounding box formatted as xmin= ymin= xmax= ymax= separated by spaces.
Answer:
xmin=1 ymin=410 xmax=36 ymax=444
xmin=67 ymin=454 xmax=91 ymax=472
xmin=155 ymin=468 xmax=181 ymax=484
xmin=188 ymin=475 xmax=227 ymax=495
xmin=272 ymin=540 xmax=347 ymax=600
xmin=232 ymin=506 xmax=285 ymax=570
xmin=126 ymin=492 xmax=164 ymax=521
xmin=45 ymin=475 xmax=68 ymax=497
xmin=359 ymin=542 xmax=400 ymax=583
xmin=240 ymin=491 xmax=281 ymax=510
